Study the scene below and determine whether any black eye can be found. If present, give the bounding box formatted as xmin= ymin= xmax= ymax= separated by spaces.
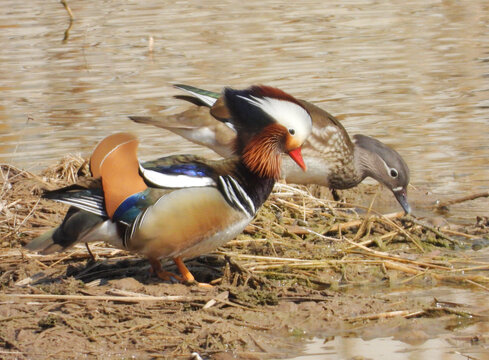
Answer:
xmin=288 ymin=128 xmax=295 ymax=135
xmin=389 ymin=169 xmax=398 ymax=178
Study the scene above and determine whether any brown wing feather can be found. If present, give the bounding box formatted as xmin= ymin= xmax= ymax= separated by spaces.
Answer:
xmin=209 ymin=96 xmax=231 ymax=121
xmin=129 ymin=107 xmax=236 ymax=158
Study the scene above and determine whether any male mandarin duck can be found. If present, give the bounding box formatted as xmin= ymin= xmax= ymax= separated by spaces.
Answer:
xmin=130 ymin=84 xmax=411 ymax=213
xmin=25 ymin=85 xmax=312 ymax=285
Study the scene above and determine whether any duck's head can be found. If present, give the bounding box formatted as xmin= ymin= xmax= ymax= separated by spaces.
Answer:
xmin=222 ymin=85 xmax=312 ymax=179
xmin=353 ymin=134 xmax=411 ymax=214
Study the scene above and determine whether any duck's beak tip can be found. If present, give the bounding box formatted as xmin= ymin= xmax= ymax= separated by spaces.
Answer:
xmin=393 ymin=187 xmax=411 ymax=215
xmin=288 ymin=147 xmax=307 ymax=172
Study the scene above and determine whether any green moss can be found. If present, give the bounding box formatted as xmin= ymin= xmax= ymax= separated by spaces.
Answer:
xmin=38 ymin=314 xmax=58 ymax=329
xmin=233 ymin=288 xmax=278 ymax=306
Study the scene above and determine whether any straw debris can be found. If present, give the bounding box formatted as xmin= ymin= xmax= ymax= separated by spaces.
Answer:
xmin=1 ymin=156 xmax=489 ymax=358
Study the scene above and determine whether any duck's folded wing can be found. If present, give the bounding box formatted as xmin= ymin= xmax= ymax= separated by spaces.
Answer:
xmin=129 ymin=85 xmax=236 ymax=158
xmin=129 ymin=107 xmax=235 ymax=158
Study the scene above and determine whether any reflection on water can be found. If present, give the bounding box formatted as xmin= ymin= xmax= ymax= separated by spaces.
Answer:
xmin=289 ymin=286 xmax=489 ymax=360
xmin=1 ymin=2 xmax=488 ymax=358
xmin=289 ymin=336 xmax=478 ymax=360
xmin=0 ymin=0 xmax=488 ymax=219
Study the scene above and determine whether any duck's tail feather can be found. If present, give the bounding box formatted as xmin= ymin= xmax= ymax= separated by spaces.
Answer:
xmin=25 ymin=207 xmax=115 ymax=254
xmin=173 ymin=84 xmax=220 ymax=107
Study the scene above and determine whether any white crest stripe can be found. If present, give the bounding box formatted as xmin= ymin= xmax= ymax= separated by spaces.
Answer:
xmin=236 ymin=94 xmax=312 ymax=145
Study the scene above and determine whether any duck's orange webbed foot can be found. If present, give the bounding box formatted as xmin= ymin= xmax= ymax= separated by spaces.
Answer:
xmin=173 ymin=257 xmax=213 ymax=288
xmin=148 ymin=258 xmax=183 ymax=283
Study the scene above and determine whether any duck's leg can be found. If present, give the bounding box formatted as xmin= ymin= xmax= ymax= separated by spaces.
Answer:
xmin=148 ymin=257 xmax=183 ymax=282
xmin=173 ymin=256 xmax=213 ymax=288
xmin=85 ymin=243 xmax=96 ymax=262
xmin=331 ymin=188 xmax=340 ymax=202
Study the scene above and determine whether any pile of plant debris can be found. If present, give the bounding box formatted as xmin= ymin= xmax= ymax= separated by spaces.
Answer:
xmin=1 ymin=157 xmax=488 ymax=359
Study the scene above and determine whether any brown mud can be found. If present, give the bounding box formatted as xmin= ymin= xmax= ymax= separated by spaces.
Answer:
xmin=1 ymin=158 xmax=489 ymax=359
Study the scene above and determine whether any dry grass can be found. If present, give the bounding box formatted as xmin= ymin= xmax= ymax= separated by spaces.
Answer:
xmin=1 ymin=157 xmax=489 ymax=359
xmin=1 ymin=156 xmax=488 ymax=290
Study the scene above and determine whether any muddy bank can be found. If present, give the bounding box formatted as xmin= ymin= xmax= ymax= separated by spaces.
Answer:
xmin=1 ymin=159 xmax=489 ymax=359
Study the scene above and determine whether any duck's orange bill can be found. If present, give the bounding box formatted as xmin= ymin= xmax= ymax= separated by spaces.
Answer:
xmin=288 ymin=147 xmax=307 ymax=171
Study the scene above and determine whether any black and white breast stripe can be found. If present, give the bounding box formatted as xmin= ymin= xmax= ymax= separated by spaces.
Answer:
xmin=218 ymin=175 xmax=255 ymax=218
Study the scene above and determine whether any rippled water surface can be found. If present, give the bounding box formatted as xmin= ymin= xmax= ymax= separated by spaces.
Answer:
xmin=289 ymin=286 xmax=489 ymax=360
xmin=1 ymin=1 xmax=489 ymax=358
xmin=1 ymin=0 xmax=488 ymax=219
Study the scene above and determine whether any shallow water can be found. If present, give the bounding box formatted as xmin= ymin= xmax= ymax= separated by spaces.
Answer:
xmin=289 ymin=286 xmax=489 ymax=360
xmin=1 ymin=0 xmax=488 ymax=220
xmin=290 ymin=335 xmax=483 ymax=360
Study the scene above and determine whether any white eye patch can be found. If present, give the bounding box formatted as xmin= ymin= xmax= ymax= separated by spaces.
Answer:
xmin=238 ymin=95 xmax=312 ymax=143
xmin=380 ymin=159 xmax=399 ymax=179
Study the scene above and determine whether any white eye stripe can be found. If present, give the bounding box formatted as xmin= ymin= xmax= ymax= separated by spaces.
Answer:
xmin=380 ymin=159 xmax=398 ymax=178
xmin=237 ymin=95 xmax=312 ymax=143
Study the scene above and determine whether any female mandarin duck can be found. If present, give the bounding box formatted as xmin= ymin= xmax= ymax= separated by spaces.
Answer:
xmin=26 ymin=86 xmax=312 ymax=286
xmin=130 ymin=84 xmax=411 ymax=213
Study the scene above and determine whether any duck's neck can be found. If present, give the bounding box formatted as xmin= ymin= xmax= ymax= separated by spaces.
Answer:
xmin=233 ymin=161 xmax=276 ymax=211
xmin=352 ymin=142 xmax=380 ymax=186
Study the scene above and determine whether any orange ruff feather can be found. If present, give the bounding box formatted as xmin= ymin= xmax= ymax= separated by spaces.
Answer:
xmin=242 ymin=124 xmax=286 ymax=179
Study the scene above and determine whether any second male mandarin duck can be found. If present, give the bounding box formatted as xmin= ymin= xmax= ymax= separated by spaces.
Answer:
xmin=130 ymin=84 xmax=411 ymax=213
xmin=25 ymin=86 xmax=312 ymax=286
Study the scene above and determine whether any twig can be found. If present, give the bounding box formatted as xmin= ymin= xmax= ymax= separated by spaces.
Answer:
xmin=405 ymin=215 xmax=461 ymax=246
xmin=202 ymin=291 xmax=229 ymax=309
xmin=379 ymin=216 xmax=424 ymax=251
xmin=441 ymin=228 xmax=477 ymax=239
xmin=435 ymin=191 xmax=489 ymax=209
xmin=2 ymin=293 xmax=208 ymax=303
xmin=353 ymin=191 xmax=378 ymax=241
xmin=464 ymin=279 xmax=489 ymax=292
xmin=60 ymin=0 xmax=74 ymax=42
xmin=60 ymin=0 xmax=74 ymax=20
xmin=346 ymin=309 xmax=421 ymax=321
xmin=343 ymin=238 xmax=450 ymax=270
xmin=98 ymin=323 xmax=152 ymax=337
xmin=328 ymin=212 xmax=404 ymax=233
xmin=383 ymin=260 xmax=424 ymax=275
xmin=85 ymin=243 xmax=96 ymax=261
